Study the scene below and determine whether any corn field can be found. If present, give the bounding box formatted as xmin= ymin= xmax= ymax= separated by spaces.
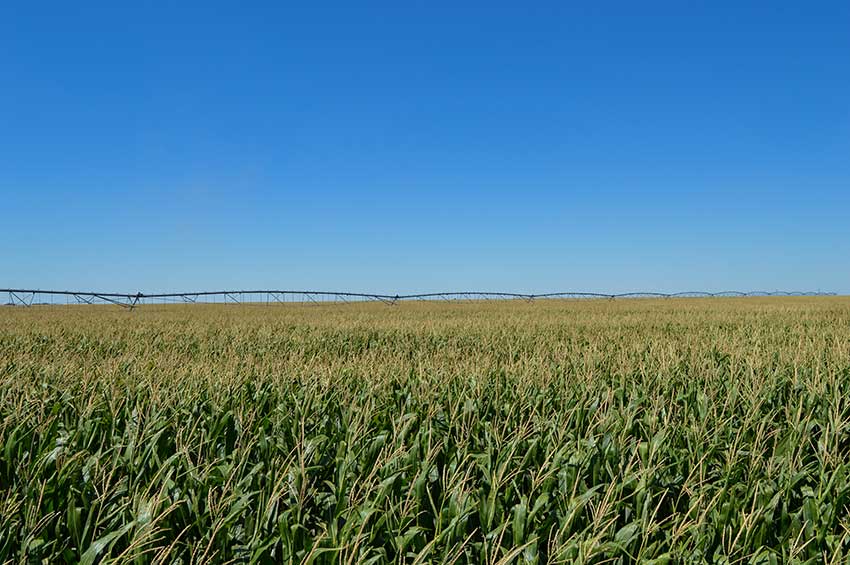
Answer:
xmin=2 ymin=297 xmax=850 ymax=564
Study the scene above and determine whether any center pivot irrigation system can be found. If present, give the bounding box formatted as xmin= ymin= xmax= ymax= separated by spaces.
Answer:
xmin=1 ymin=288 xmax=837 ymax=310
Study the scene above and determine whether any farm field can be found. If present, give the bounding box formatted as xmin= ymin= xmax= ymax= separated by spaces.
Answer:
xmin=2 ymin=297 xmax=850 ymax=564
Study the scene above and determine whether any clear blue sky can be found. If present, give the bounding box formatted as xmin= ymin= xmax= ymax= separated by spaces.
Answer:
xmin=3 ymin=2 xmax=849 ymax=294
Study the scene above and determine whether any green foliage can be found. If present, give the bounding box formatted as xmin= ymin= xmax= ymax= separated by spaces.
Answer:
xmin=2 ymin=298 xmax=850 ymax=563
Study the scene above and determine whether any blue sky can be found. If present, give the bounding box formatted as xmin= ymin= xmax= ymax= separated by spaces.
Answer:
xmin=2 ymin=2 xmax=849 ymax=294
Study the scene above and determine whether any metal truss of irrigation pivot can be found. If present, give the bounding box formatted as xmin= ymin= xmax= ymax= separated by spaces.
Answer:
xmin=0 ymin=288 xmax=837 ymax=310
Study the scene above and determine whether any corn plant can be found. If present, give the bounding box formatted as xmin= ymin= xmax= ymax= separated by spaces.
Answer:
xmin=2 ymin=297 xmax=850 ymax=563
